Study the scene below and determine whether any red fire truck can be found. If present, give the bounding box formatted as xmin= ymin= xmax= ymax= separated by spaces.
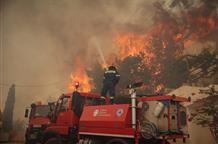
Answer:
xmin=25 ymin=102 xmax=53 ymax=144
xmin=42 ymin=83 xmax=190 ymax=144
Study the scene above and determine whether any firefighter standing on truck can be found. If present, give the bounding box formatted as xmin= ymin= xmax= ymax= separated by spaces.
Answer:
xmin=101 ymin=65 xmax=120 ymax=104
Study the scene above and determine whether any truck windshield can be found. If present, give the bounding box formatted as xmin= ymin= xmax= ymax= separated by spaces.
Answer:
xmin=57 ymin=97 xmax=70 ymax=112
xmin=32 ymin=105 xmax=50 ymax=117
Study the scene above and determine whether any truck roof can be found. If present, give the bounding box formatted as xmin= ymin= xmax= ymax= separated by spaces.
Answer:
xmin=63 ymin=92 xmax=189 ymax=102
xmin=63 ymin=92 xmax=101 ymax=99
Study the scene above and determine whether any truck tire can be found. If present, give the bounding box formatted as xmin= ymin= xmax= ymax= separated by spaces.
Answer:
xmin=155 ymin=139 xmax=170 ymax=144
xmin=45 ymin=138 xmax=62 ymax=144
xmin=140 ymin=139 xmax=170 ymax=144
xmin=106 ymin=138 xmax=130 ymax=144
xmin=25 ymin=140 xmax=35 ymax=144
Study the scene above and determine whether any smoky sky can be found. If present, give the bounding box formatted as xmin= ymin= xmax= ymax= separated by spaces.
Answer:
xmin=0 ymin=0 xmax=156 ymax=119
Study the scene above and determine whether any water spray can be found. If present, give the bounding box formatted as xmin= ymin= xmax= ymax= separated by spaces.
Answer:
xmin=90 ymin=37 xmax=107 ymax=68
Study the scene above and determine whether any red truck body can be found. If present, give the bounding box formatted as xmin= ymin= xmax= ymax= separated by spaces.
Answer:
xmin=79 ymin=104 xmax=133 ymax=137
xmin=42 ymin=89 xmax=190 ymax=144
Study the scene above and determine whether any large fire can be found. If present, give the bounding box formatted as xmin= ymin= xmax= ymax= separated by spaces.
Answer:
xmin=112 ymin=3 xmax=218 ymax=93
xmin=113 ymin=26 xmax=177 ymax=92
xmin=68 ymin=1 xmax=217 ymax=94
xmin=68 ymin=63 xmax=94 ymax=93
xmin=114 ymin=32 xmax=154 ymax=66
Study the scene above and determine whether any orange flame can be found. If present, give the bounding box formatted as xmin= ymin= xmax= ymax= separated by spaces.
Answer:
xmin=67 ymin=5 xmax=217 ymax=94
xmin=155 ymin=84 xmax=165 ymax=93
xmin=112 ymin=6 xmax=218 ymax=93
xmin=113 ymin=30 xmax=166 ymax=92
xmin=114 ymin=32 xmax=155 ymax=66
xmin=68 ymin=63 xmax=94 ymax=93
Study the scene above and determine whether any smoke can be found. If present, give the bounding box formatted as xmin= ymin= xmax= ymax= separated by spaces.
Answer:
xmin=1 ymin=0 xmax=156 ymax=119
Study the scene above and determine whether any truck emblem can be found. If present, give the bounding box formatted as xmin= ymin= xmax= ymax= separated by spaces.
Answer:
xmin=93 ymin=109 xmax=99 ymax=117
xmin=116 ymin=108 xmax=124 ymax=117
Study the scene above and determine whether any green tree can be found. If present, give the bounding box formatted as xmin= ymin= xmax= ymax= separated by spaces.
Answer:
xmin=190 ymin=86 xmax=218 ymax=143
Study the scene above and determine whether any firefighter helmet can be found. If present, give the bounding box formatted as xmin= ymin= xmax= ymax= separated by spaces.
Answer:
xmin=108 ymin=65 xmax=116 ymax=71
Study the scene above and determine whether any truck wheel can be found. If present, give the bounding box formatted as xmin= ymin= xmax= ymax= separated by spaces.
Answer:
xmin=45 ymin=138 xmax=62 ymax=144
xmin=106 ymin=138 xmax=130 ymax=144
xmin=155 ymin=140 xmax=170 ymax=144
xmin=25 ymin=140 xmax=35 ymax=144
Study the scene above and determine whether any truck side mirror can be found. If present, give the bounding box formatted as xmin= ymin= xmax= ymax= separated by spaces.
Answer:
xmin=24 ymin=109 xmax=29 ymax=118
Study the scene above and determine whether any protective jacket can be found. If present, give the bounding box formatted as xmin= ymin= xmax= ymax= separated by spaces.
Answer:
xmin=101 ymin=68 xmax=120 ymax=97
xmin=103 ymin=69 xmax=120 ymax=85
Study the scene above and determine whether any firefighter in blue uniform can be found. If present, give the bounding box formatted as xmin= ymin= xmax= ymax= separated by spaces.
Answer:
xmin=101 ymin=65 xmax=120 ymax=104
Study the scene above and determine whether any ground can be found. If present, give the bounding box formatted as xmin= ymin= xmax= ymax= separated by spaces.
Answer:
xmin=1 ymin=143 xmax=23 ymax=144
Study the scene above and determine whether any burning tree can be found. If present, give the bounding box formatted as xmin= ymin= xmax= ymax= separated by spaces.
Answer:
xmin=116 ymin=55 xmax=151 ymax=94
xmin=110 ymin=0 xmax=217 ymax=93
xmin=68 ymin=0 xmax=217 ymax=95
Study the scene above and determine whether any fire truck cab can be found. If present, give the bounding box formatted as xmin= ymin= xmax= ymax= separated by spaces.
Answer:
xmin=42 ymin=91 xmax=101 ymax=144
xmin=25 ymin=102 xmax=52 ymax=144
xmin=43 ymin=83 xmax=190 ymax=144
